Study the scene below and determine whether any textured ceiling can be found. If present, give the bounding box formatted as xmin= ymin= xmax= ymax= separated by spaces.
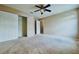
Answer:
xmin=4 ymin=4 xmax=79 ymax=19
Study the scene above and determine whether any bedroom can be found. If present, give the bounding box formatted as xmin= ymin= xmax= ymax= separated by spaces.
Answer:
xmin=0 ymin=4 xmax=79 ymax=54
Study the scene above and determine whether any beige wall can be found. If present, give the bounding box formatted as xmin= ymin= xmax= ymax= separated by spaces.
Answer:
xmin=0 ymin=11 xmax=19 ymax=42
xmin=36 ymin=20 xmax=40 ymax=34
xmin=41 ymin=10 xmax=78 ymax=38
xmin=0 ymin=11 xmax=36 ymax=42
xmin=18 ymin=16 xmax=22 ymax=37
xmin=27 ymin=16 xmax=35 ymax=37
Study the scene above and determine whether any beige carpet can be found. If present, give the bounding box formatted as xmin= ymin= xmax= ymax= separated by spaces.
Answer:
xmin=0 ymin=34 xmax=78 ymax=54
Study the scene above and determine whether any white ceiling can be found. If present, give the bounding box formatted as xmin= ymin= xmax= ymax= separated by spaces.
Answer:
xmin=4 ymin=4 xmax=79 ymax=19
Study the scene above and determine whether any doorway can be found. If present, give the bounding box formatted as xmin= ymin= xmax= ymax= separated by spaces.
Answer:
xmin=18 ymin=16 xmax=27 ymax=37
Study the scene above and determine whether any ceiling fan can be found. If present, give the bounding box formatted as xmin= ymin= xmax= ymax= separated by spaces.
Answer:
xmin=34 ymin=4 xmax=51 ymax=15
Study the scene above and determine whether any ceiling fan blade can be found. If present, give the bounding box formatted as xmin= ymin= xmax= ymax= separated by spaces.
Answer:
xmin=34 ymin=9 xmax=40 ymax=12
xmin=35 ymin=5 xmax=41 ymax=8
xmin=45 ymin=9 xmax=51 ymax=12
xmin=44 ymin=4 xmax=51 ymax=8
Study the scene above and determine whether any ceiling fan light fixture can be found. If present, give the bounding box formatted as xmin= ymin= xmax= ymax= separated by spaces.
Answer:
xmin=40 ymin=10 xmax=43 ymax=15
xmin=34 ymin=4 xmax=51 ymax=15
